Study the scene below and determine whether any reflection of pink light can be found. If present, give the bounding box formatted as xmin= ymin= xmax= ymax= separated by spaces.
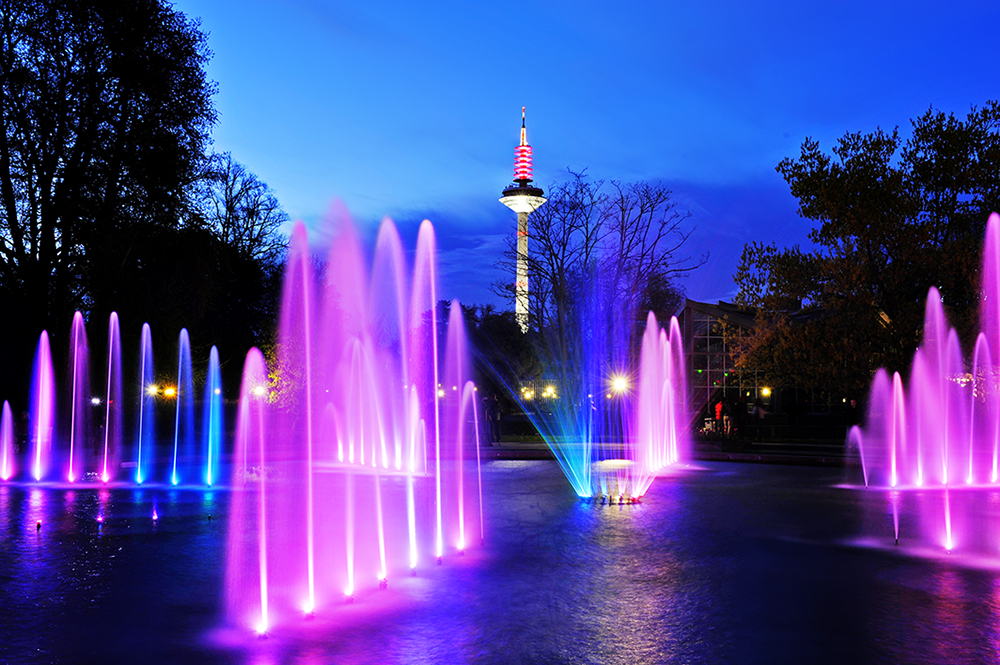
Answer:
xmin=152 ymin=510 xmax=158 ymax=521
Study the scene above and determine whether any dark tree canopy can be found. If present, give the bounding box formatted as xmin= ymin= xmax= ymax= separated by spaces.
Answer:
xmin=0 ymin=0 xmax=285 ymax=398
xmin=194 ymin=151 xmax=288 ymax=269
xmin=733 ymin=102 xmax=1000 ymax=393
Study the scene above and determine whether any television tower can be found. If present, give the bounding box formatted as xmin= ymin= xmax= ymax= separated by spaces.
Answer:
xmin=500 ymin=107 xmax=546 ymax=333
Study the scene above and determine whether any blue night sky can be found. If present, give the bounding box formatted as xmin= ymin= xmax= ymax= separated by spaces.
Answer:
xmin=172 ymin=0 xmax=1000 ymax=309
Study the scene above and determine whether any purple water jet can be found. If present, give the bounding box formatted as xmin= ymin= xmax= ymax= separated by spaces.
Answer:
xmin=100 ymin=313 xmax=123 ymax=483
xmin=30 ymin=331 xmax=55 ymax=481
xmin=855 ymin=212 xmax=1000 ymax=555
xmin=136 ymin=323 xmax=155 ymax=484
xmin=225 ymin=214 xmax=482 ymax=633
xmin=66 ymin=312 xmax=90 ymax=482
xmin=1 ymin=401 xmax=14 ymax=480
xmin=170 ymin=328 xmax=195 ymax=486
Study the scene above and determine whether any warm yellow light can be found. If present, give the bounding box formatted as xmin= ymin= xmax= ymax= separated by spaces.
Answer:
xmin=610 ymin=375 xmax=629 ymax=394
xmin=762 ymin=387 xmax=771 ymax=397
xmin=163 ymin=387 xmax=177 ymax=398
xmin=145 ymin=384 xmax=159 ymax=397
xmin=252 ymin=386 xmax=266 ymax=397
xmin=437 ymin=389 xmax=446 ymax=397
xmin=214 ymin=388 xmax=222 ymax=395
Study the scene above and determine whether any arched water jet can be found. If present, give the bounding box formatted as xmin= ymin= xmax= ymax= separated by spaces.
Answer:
xmin=30 ymin=331 xmax=55 ymax=481
xmin=67 ymin=312 xmax=89 ymax=482
xmin=203 ymin=346 xmax=224 ymax=487
xmin=226 ymin=214 xmax=478 ymax=632
xmin=1 ymin=401 xmax=14 ymax=480
xmin=136 ymin=324 xmax=155 ymax=484
xmin=170 ymin=329 xmax=194 ymax=486
xmin=100 ymin=313 xmax=122 ymax=483
xmin=854 ymin=213 xmax=1000 ymax=556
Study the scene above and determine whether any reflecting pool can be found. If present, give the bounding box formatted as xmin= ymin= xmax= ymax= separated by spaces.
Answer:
xmin=3 ymin=462 xmax=1000 ymax=663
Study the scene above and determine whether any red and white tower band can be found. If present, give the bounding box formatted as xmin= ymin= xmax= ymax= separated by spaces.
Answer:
xmin=499 ymin=107 xmax=546 ymax=333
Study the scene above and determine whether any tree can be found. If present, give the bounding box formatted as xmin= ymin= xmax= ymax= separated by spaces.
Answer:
xmin=195 ymin=151 xmax=288 ymax=269
xmin=734 ymin=102 xmax=1000 ymax=393
xmin=491 ymin=170 xmax=702 ymax=442
xmin=494 ymin=171 xmax=701 ymax=366
xmin=0 ymin=0 xmax=216 ymax=394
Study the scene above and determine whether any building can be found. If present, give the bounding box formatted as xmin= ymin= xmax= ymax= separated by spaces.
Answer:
xmin=676 ymin=298 xmax=849 ymax=438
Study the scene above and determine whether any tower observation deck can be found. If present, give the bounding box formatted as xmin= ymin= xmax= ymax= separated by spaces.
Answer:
xmin=499 ymin=107 xmax=546 ymax=333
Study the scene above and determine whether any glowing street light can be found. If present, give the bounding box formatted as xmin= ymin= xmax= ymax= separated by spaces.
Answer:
xmin=145 ymin=384 xmax=159 ymax=397
xmin=252 ymin=386 xmax=267 ymax=398
xmin=163 ymin=387 xmax=177 ymax=398
xmin=90 ymin=397 xmax=101 ymax=406
xmin=610 ymin=375 xmax=629 ymax=394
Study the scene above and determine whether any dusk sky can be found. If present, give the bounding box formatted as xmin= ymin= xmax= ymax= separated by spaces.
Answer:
xmin=172 ymin=0 xmax=1000 ymax=309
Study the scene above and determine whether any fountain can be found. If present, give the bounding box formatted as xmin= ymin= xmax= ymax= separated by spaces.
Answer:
xmin=29 ymin=331 xmax=55 ymax=481
xmin=504 ymin=277 xmax=689 ymax=500
xmin=853 ymin=212 xmax=1000 ymax=556
xmin=135 ymin=322 xmax=155 ymax=484
xmin=203 ymin=346 xmax=224 ymax=487
xmin=224 ymin=214 xmax=483 ymax=634
xmin=1 ymin=312 xmax=225 ymax=487
xmin=1 ymin=401 xmax=13 ymax=480
xmin=170 ymin=328 xmax=196 ymax=486
xmin=67 ymin=311 xmax=90 ymax=482
xmin=99 ymin=312 xmax=122 ymax=483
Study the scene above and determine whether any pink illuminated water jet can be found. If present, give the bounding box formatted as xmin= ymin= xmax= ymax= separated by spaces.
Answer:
xmin=225 ymin=214 xmax=483 ymax=634
xmin=855 ymin=212 xmax=1000 ymax=556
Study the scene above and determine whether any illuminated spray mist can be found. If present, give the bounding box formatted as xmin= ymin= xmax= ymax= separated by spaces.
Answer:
xmin=4 ymin=316 xmax=223 ymax=486
xmin=225 ymin=214 xmax=482 ymax=632
xmin=854 ymin=213 xmax=1000 ymax=555
xmin=67 ymin=312 xmax=89 ymax=482
xmin=170 ymin=329 xmax=195 ymax=486
xmin=1 ymin=401 xmax=14 ymax=480
xmin=136 ymin=323 xmax=155 ymax=484
xmin=100 ymin=313 xmax=122 ymax=483
xmin=30 ymin=332 xmax=55 ymax=481
xmin=203 ymin=346 xmax=224 ymax=487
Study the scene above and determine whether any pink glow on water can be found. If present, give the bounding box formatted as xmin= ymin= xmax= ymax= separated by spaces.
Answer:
xmin=30 ymin=332 xmax=55 ymax=481
xmin=225 ymin=214 xmax=479 ymax=632
xmin=1 ymin=401 xmax=14 ymax=480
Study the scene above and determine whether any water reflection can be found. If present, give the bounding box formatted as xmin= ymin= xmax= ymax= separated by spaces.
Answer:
xmin=5 ymin=463 xmax=1000 ymax=662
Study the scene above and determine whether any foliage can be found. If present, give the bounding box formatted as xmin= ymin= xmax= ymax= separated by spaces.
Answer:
xmin=493 ymin=170 xmax=702 ymax=370
xmin=733 ymin=102 xmax=1000 ymax=392
xmin=0 ymin=1 xmax=287 ymax=396
xmin=193 ymin=151 xmax=288 ymax=269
